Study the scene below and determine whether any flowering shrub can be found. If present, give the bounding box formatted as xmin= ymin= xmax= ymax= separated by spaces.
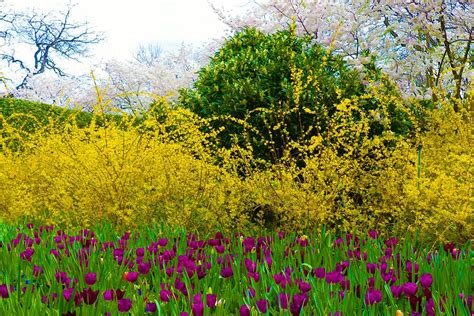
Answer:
xmin=0 ymin=86 xmax=471 ymax=243
xmin=179 ymin=26 xmax=412 ymax=164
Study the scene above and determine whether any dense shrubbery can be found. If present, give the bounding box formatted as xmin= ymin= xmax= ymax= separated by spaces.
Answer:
xmin=179 ymin=27 xmax=412 ymax=165
xmin=0 ymin=98 xmax=94 ymax=130
xmin=0 ymin=26 xmax=471 ymax=244
xmin=0 ymin=90 xmax=471 ymax=243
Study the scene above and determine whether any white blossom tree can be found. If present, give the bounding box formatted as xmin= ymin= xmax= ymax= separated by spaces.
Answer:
xmin=211 ymin=0 xmax=473 ymax=105
xmin=13 ymin=43 xmax=207 ymax=113
xmin=100 ymin=43 xmax=204 ymax=112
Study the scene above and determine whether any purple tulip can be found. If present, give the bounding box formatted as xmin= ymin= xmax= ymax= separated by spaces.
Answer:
xmin=118 ymin=298 xmax=132 ymax=312
xmin=256 ymin=299 xmax=268 ymax=313
xmin=333 ymin=237 xmax=344 ymax=247
xmin=20 ymin=248 xmax=34 ymax=261
xmin=82 ymin=288 xmax=99 ymax=305
xmin=289 ymin=293 xmax=308 ymax=315
xmin=138 ymin=262 xmax=151 ymax=275
xmin=115 ymin=289 xmax=125 ymax=300
xmin=0 ymin=284 xmax=10 ymax=299
xmin=206 ymin=294 xmax=217 ymax=308
xmin=244 ymin=287 xmax=256 ymax=298
xmin=160 ymin=289 xmax=172 ymax=302
xmin=419 ymin=273 xmax=433 ymax=289
xmin=405 ymin=260 xmax=419 ymax=274
xmin=174 ymin=278 xmax=186 ymax=293
xmin=385 ymin=237 xmax=398 ymax=248
xmin=55 ymin=271 xmax=68 ymax=284
xmin=63 ymin=288 xmax=74 ymax=301
xmin=425 ymin=297 xmax=435 ymax=315
xmin=444 ymin=242 xmax=455 ymax=254
xmin=145 ymin=302 xmax=157 ymax=313
xmin=248 ymin=272 xmax=260 ymax=282
xmin=125 ymin=272 xmax=139 ymax=282
xmin=84 ymin=273 xmax=97 ymax=286
xmin=299 ymin=281 xmax=311 ymax=293
xmin=278 ymin=292 xmax=290 ymax=309
xmin=244 ymin=258 xmax=257 ymax=273
xmin=264 ymin=255 xmax=273 ymax=269
xmin=402 ymin=282 xmax=418 ymax=296
xmin=364 ymin=289 xmax=382 ymax=305
xmin=290 ymin=300 xmax=302 ymax=315
xmin=366 ymin=263 xmax=376 ymax=274
xmin=220 ymin=267 xmax=233 ymax=278
xmin=191 ymin=301 xmax=204 ymax=316
xmin=274 ymin=273 xmax=285 ymax=284
xmin=293 ymin=293 xmax=309 ymax=307
xmin=208 ymin=239 xmax=219 ymax=246
xmin=215 ymin=245 xmax=225 ymax=253
xmin=326 ymin=271 xmax=344 ymax=284
xmin=50 ymin=249 xmax=60 ymax=259
xmin=33 ymin=265 xmax=43 ymax=277
xmin=240 ymin=304 xmax=250 ymax=316
xmin=103 ymin=290 xmax=114 ymax=301
xmin=242 ymin=237 xmax=256 ymax=253
xmin=313 ymin=267 xmax=325 ymax=279
xmin=136 ymin=248 xmax=145 ymax=257
xmin=368 ymin=230 xmax=378 ymax=239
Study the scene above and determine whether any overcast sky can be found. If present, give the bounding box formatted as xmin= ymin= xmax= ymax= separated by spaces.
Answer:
xmin=4 ymin=0 xmax=252 ymax=63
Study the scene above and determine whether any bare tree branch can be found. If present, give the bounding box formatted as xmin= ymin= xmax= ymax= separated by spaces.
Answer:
xmin=1 ymin=3 xmax=104 ymax=90
xmin=134 ymin=42 xmax=163 ymax=66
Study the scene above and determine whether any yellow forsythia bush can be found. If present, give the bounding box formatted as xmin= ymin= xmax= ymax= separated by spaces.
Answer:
xmin=0 ymin=89 xmax=471 ymax=243
xmin=0 ymin=101 xmax=252 ymax=232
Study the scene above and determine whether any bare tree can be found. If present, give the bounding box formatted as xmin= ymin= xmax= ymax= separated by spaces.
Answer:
xmin=134 ymin=42 xmax=163 ymax=66
xmin=0 ymin=3 xmax=103 ymax=90
xmin=0 ymin=2 xmax=15 ymax=41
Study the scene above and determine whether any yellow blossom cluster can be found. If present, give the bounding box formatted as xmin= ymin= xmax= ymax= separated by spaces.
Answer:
xmin=0 ymin=79 xmax=471 ymax=244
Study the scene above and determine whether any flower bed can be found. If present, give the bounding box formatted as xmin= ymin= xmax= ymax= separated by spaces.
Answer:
xmin=0 ymin=223 xmax=472 ymax=315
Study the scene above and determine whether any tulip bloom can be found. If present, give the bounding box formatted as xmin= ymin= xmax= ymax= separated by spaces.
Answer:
xmin=256 ymin=299 xmax=268 ymax=313
xmin=63 ymin=288 xmax=74 ymax=301
xmin=299 ymin=281 xmax=311 ymax=293
xmin=402 ymin=282 xmax=418 ymax=296
xmin=103 ymin=290 xmax=114 ymax=301
xmin=206 ymin=294 xmax=217 ymax=308
xmin=125 ymin=272 xmax=139 ymax=282
xmin=419 ymin=273 xmax=433 ymax=289
xmin=82 ymin=288 xmax=99 ymax=305
xmin=160 ymin=290 xmax=172 ymax=302
xmin=145 ymin=302 xmax=157 ymax=313
xmin=118 ymin=298 xmax=132 ymax=312
xmin=220 ymin=267 xmax=233 ymax=278
xmin=364 ymin=289 xmax=382 ymax=305
xmin=84 ymin=273 xmax=97 ymax=286
xmin=138 ymin=262 xmax=151 ymax=275
xmin=240 ymin=305 xmax=250 ymax=316
xmin=390 ymin=286 xmax=402 ymax=300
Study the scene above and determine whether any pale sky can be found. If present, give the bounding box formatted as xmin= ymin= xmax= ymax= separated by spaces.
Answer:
xmin=3 ymin=0 xmax=253 ymax=66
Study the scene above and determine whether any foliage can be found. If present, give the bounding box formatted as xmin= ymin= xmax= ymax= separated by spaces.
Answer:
xmin=0 ymin=88 xmax=471 ymax=243
xmin=212 ymin=0 xmax=473 ymax=102
xmin=0 ymin=97 xmax=94 ymax=129
xmin=180 ymin=27 xmax=412 ymax=164
xmin=0 ymin=98 xmax=251 ymax=232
